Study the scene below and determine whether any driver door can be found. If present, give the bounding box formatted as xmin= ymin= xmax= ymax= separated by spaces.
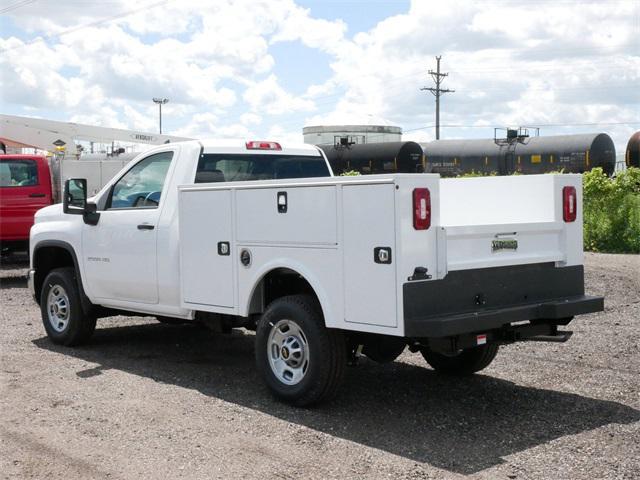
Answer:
xmin=82 ymin=151 xmax=173 ymax=304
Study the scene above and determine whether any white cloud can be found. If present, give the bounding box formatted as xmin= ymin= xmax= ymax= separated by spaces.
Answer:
xmin=172 ymin=111 xmax=253 ymax=139
xmin=269 ymin=2 xmax=347 ymax=55
xmin=304 ymin=0 xmax=639 ymax=153
xmin=0 ymin=0 xmax=637 ymax=155
xmin=240 ymin=113 xmax=262 ymax=126
xmin=243 ymin=74 xmax=315 ymax=115
xmin=267 ymin=124 xmax=304 ymax=144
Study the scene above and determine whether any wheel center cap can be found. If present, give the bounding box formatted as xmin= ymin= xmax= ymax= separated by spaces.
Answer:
xmin=53 ymin=304 xmax=59 ymax=314
xmin=281 ymin=346 xmax=290 ymax=359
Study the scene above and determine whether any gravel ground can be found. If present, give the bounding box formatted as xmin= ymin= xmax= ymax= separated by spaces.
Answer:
xmin=1 ymin=252 xmax=638 ymax=480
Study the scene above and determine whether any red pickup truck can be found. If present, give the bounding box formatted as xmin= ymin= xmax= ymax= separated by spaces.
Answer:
xmin=0 ymin=154 xmax=54 ymax=254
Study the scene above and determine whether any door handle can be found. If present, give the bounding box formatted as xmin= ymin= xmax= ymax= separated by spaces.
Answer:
xmin=137 ymin=224 xmax=155 ymax=230
xmin=29 ymin=193 xmax=46 ymax=198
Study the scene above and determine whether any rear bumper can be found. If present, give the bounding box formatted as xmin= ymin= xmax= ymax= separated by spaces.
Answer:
xmin=405 ymin=294 xmax=603 ymax=337
xmin=403 ymin=263 xmax=604 ymax=338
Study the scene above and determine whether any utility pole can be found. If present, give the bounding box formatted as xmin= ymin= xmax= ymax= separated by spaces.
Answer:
xmin=152 ymin=97 xmax=169 ymax=134
xmin=420 ymin=56 xmax=454 ymax=140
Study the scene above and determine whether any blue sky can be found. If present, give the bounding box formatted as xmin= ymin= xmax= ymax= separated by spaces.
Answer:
xmin=0 ymin=0 xmax=638 ymax=155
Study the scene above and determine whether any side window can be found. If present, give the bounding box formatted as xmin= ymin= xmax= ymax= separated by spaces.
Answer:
xmin=108 ymin=151 xmax=173 ymax=209
xmin=0 ymin=160 xmax=38 ymax=187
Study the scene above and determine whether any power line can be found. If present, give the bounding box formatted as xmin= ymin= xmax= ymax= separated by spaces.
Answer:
xmin=420 ymin=56 xmax=455 ymax=140
xmin=270 ymin=76 xmax=639 ymax=131
xmin=358 ymin=121 xmax=640 ymax=143
xmin=302 ymin=62 xmax=632 ymax=112
xmin=406 ymin=121 xmax=640 ymax=131
xmin=0 ymin=0 xmax=38 ymax=15
xmin=0 ymin=0 xmax=171 ymax=53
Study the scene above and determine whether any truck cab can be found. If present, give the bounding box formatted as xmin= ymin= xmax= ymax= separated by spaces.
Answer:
xmin=0 ymin=154 xmax=53 ymax=254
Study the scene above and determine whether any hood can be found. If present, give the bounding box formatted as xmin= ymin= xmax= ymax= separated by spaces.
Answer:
xmin=34 ymin=203 xmax=63 ymax=223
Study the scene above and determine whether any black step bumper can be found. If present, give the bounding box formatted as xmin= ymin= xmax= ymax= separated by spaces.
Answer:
xmin=403 ymin=263 xmax=604 ymax=338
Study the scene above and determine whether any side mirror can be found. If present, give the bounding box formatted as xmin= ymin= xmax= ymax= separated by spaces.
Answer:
xmin=83 ymin=201 xmax=100 ymax=226
xmin=63 ymin=178 xmax=87 ymax=214
xmin=63 ymin=178 xmax=101 ymax=225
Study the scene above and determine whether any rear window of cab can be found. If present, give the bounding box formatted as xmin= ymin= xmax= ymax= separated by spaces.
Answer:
xmin=195 ymin=154 xmax=330 ymax=183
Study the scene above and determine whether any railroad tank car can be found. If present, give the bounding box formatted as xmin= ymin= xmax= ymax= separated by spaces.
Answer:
xmin=318 ymin=141 xmax=424 ymax=175
xmin=626 ymin=131 xmax=640 ymax=168
xmin=418 ymin=138 xmax=504 ymax=176
xmin=421 ymin=133 xmax=616 ymax=176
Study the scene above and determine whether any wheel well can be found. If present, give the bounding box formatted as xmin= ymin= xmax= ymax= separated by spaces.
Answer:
xmin=33 ymin=246 xmax=75 ymax=303
xmin=250 ymin=268 xmax=318 ymax=314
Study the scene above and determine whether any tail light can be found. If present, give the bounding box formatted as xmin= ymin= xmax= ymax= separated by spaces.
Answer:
xmin=245 ymin=141 xmax=282 ymax=150
xmin=413 ymin=188 xmax=431 ymax=230
xmin=563 ymin=186 xmax=577 ymax=222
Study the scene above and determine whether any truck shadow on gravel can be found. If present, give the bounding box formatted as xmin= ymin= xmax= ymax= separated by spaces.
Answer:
xmin=0 ymin=276 xmax=27 ymax=289
xmin=0 ymin=253 xmax=29 ymax=289
xmin=34 ymin=322 xmax=640 ymax=475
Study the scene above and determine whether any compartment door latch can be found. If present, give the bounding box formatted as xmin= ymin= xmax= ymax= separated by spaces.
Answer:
xmin=277 ymin=191 xmax=287 ymax=213
xmin=374 ymin=247 xmax=392 ymax=264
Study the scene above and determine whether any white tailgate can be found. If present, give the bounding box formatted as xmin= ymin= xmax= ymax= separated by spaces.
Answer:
xmin=180 ymin=189 xmax=235 ymax=310
xmin=439 ymin=174 xmax=583 ymax=271
xmin=444 ymin=222 xmax=564 ymax=270
xmin=236 ymin=186 xmax=337 ymax=245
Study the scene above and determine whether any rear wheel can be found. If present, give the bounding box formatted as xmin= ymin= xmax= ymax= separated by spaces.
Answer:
xmin=421 ymin=343 xmax=499 ymax=375
xmin=40 ymin=267 xmax=96 ymax=346
xmin=255 ymin=295 xmax=346 ymax=406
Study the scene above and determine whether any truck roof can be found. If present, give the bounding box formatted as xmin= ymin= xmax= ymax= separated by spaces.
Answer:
xmin=0 ymin=154 xmax=48 ymax=160
xmin=198 ymin=139 xmax=322 ymax=156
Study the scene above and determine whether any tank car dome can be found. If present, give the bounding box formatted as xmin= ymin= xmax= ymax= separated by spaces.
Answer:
xmin=304 ymin=113 xmax=397 ymax=129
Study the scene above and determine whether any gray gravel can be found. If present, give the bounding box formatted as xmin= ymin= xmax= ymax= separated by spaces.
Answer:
xmin=1 ymin=252 xmax=638 ymax=479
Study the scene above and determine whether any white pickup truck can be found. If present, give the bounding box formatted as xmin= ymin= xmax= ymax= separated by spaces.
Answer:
xmin=29 ymin=140 xmax=603 ymax=405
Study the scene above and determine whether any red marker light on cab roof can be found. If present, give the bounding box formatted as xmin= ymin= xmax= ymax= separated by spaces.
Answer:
xmin=245 ymin=141 xmax=282 ymax=151
xmin=563 ymin=186 xmax=577 ymax=222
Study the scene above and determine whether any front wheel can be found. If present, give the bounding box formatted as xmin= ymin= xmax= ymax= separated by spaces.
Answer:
xmin=255 ymin=295 xmax=346 ymax=406
xmin=40 ymin=267 xmax=96 ymax=346
xmin=421 ymin=343 xmax=499 ymax=375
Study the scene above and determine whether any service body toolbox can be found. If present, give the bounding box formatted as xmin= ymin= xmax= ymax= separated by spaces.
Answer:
xmin=178 ymin=172 xmax=601 ymax=339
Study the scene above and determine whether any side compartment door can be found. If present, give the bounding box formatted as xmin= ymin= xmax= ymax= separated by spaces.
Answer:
xmin=343 ymin=183 xmax=397 ymax=327
xmin=180 ymin=189 xmax=235 ymax=309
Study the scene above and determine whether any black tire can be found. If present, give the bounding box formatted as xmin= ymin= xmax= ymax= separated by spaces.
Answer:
xmin=40 ymin=267 xmax=96 ymax=346
xmin=421 ymin=343 xmax=499 ymax=376
xmin=255 ymin=295 xmax=346 ymax=407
